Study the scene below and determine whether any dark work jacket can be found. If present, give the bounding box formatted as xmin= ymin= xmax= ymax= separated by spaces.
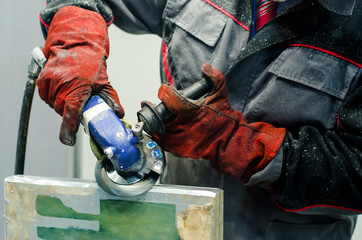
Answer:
xmin=40 ymin=0 xmax=362 ymax=239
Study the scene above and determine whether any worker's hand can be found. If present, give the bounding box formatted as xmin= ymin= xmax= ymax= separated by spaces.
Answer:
xmin=154 ymin=63 xmax=286 ymax=182
xmin=37 ymin=6 xmax=124 ymax=146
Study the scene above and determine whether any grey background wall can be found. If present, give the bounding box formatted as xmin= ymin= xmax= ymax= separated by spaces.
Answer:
xmin=1 ymin=1 xmax=74 ymax=238
xmin=1 ymin=1 xmax=361 ymax=239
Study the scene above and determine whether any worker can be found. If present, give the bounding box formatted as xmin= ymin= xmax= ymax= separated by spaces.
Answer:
xmin=37 ymin=0 xmax=362 ymax=239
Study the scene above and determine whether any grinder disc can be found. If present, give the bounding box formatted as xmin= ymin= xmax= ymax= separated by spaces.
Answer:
xmin=94 ymin=130 xmax=165 ymax=197
xmin=95 ymin=158 xmax=160 ymax=196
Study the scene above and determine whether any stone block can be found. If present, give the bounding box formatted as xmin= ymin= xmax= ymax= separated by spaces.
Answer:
xmin=4 ymin=175 xmax=223 ymax=240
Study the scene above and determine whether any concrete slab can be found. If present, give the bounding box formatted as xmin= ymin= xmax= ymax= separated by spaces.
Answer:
xmin=4 ymin=175 xmax=223 ymax=240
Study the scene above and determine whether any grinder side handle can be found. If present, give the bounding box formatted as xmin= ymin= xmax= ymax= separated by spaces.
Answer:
xmin=137 ymin=77 xmax=213 ymax=135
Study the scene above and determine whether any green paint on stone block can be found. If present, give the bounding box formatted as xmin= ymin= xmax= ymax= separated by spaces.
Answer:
xmin=36 ymin=195 xmax=180 ymax=240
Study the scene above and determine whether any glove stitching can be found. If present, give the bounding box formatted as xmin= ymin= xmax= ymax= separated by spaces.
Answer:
xmin=201 ymin=104 xmax=267 ymax=133
xmin=201 ymin=104 xmax=238 ymax=121
xmin=91 ymin=40 xmax=107 ymax=90
xmin=239 ymin=123 xmax=261 ymax=133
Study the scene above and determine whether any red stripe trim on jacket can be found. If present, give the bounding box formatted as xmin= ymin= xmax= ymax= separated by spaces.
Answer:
xmin=106 ymin=16 xmax=114 ymax=26
xmin=203 ymin=0 xmax=250 ymax=31
xmin=269 ymin=186 xmax=362 ymax=213
xmin=337 ymin=114 xmax=344 ymax=128
xmin=162 ymin=42 xmax=175 ymax=86
xmin=290 ymin=44 xmax=362 ymax=68
xmin=39 ymin=13 xmax=50 ymax=28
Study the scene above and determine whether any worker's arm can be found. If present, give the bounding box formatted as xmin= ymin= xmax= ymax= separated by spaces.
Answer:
xmin=39 ymin=0 xmax=167 ymax=37
xmin=155 ymin=63 xmax=362 ymax=214
xmin=37 ymin=6 xmax=124 ymax=145
xmin=154 ymin=63 xmax=286 ymax=184
xmin=38 ymin=0 xmax=167 ymax=145
xmin=272 ymin=81 xmax=362 ymax=213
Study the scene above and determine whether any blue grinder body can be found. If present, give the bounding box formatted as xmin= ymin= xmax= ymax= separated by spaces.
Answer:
xmin=82 ymin=95 xmax=141 ymax=171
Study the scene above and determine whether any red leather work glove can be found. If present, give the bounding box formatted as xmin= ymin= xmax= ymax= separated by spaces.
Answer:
xmin=153 ymin=63 xmax=286 ymax=182
xmin=37 ymin=6 xmax=124 ymax=146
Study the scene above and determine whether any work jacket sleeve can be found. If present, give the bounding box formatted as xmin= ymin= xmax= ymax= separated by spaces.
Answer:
xmin=272 ymin=80 xmax=362 ymax=214
xmin=39 ymin=0 xmax=166 ymax=36
xmin=103 ymin=0 xmax=166 ymax=36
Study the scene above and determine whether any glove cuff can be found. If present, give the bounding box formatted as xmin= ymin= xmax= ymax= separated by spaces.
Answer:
xmin=213 ymin=120 xmax=286 ymax=183
xmin=39 ymin=0 xmax=113 ymax=37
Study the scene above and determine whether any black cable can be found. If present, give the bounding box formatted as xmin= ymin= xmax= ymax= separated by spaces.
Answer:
xmin=15 ymin=47 xmax=45 ymax=175
xmin=15 ymin=76 xmax=36 ymax=175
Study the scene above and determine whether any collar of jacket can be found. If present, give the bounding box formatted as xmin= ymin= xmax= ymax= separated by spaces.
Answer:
xmin=222 ymin=0 xmax=362 ymax=76
xmin=221 ymin=0 xmax=322 ymax=74
xmin=317 ymin=0 xmax=356 ymax=15
xmin=207 ymin=0 xmax=356 ymax=27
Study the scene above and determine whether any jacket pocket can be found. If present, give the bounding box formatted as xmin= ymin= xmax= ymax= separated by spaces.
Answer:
xmin=163 ymin=0 xmax=227 ymax=47
xmin=268 ymin=47 xmax=359 ymax=100
xmin=245 ymin=46 xmax=360 ymax=129
xmin=161 ymin=0 xmax=228 ymax=89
